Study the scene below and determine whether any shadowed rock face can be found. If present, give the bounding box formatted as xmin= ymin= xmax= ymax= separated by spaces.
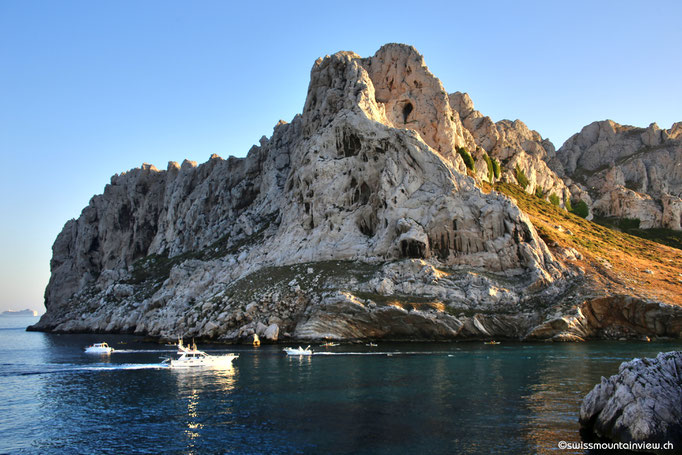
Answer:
xmin=554 ymin=120 xmax=682 ymax=230
xmin=580 ymin=351 xmax=682 ymax=453
xmin=31 ymin=44 xmax=682 ymax=342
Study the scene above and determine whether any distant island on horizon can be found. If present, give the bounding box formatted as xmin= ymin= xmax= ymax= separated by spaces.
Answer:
xmin=1 ymin=309 xmax=39 ymax=317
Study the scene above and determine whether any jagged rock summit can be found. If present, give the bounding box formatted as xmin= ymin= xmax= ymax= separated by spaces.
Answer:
xmin=31 ymin=44 xmax=682 ymax=342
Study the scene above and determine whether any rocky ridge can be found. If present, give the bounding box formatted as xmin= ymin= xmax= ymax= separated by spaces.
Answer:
xmin=30 ymin=44 xmax=682 ymax=342
xmin=450 ymin=92 xmax=572 ymax=207
xmin=553 ymin=120 xmax=682 ymax=230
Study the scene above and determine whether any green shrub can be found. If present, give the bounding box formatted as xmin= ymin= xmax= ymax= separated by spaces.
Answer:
xmin=565 ymin=198 xmax=572 ymax=212
xmin=491 ymin=158 xmax=501 ymax=179
xmin=549 ymin=193 xmax=560 ymax=206
xmin=570 ymin=200 xmax=589 ymax=218
xmin=482 ymin=153 xmax=494 ymax=181
xmin=457 ymin=146 xmax=475 ymax=171
xmin=535 ymin=187 xmax=545 ymax=198
xmin=515 ymin=165 xmax=529 ymax=190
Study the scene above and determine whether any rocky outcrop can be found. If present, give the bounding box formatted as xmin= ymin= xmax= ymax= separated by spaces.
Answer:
xmin=30 ymin=44 xmax=682 ymax=342
xmin=554 ymin=120 xmax=682 ymax=230
xmin=580 ymin=351 xmax=682 ymax=453
xmin=527 ymin=296 xmax=682 ymax=342
xmin=450 ymin=92 xmax=571 ymax=206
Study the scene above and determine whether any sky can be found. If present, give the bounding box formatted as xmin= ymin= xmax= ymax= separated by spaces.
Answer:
xmin=1 ymin=0 xmax=680 ymax=313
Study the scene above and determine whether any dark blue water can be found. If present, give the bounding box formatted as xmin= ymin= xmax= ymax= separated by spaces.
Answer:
xmin=2 ymin=316 xmax=680 ymax=454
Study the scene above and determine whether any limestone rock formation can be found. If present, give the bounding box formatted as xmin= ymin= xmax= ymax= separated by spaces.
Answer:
xmin=449 ymin=92 xmax=571 ymax=206
xmin=580 ymin=351 xmax=682 ymax=452
xmin=554 ymin=120 xmax=682 ymax=230
xmin=29 ymin=43 xmax=682 ymax=342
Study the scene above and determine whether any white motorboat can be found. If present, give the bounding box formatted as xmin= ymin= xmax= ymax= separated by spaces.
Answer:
xmin=283 ymin=346 xmax=312 ymax=356
xmin=84 ymin=342 xmax=114 ymax=354
xmin=163 ymin=339 xmax=238 ymax=368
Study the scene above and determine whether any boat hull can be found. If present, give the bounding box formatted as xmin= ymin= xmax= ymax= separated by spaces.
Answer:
xmin=168 ymin=354 xmax=238 ymax=368
xmin=84 ymin=347 xmax=113 ymax=354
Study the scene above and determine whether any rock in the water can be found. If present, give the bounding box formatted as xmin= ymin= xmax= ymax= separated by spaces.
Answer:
xmin=579 ymin=351 xmax=682 ymax=452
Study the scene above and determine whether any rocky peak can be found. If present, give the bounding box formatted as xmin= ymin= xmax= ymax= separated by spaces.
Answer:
xmin=359 ymin=43 xmax=469 ymax=160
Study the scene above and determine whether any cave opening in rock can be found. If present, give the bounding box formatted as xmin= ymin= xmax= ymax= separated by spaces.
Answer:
xmin=402 ymin=102 xmax=413 ymax=123
xmin=401 ymin=239 xmax=426 ymax=258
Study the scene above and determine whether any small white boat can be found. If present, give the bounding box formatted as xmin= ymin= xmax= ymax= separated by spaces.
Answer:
xmin=84 ymin=342 xmax=114 ymax=354
xmin=484 ymin=341 xmax=501 ymax=345
xmin=283 ymin=346 xmax=312 ymax=356
xmin=366 ymin=342 xmax=377 ymax=347
xmin=163 ymin=339 xmax=238 ymax=368
xmin=321 ymin=341 xmax=339 ymax=347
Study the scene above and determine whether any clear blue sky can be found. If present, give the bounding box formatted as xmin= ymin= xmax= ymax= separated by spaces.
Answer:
xmin=1 ymin=0 xmax=680 ymax=313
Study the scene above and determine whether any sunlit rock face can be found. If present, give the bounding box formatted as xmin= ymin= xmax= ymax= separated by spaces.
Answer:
xmin=449 ymin=91 xmax=572 ymax=206
xmin=30 ymin=44 xmax=680 ymax=342
xmin=554 ymin=120 xmax=682 ymax=230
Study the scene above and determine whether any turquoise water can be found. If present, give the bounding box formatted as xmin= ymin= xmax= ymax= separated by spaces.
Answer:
xmin=1 ymin=316 xmax=680 ymax=454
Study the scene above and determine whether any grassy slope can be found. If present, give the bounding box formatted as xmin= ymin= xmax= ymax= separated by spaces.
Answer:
xmin=592 ymin=216 xmax=682 ymax=251
xmin=489 ymin=183 xmax=682 ymax=306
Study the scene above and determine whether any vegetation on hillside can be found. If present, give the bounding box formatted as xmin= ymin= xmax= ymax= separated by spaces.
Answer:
xmin=570 ymin=199 xmax=589 ymax=218
xmin=482 ymin=152 xmax=494 ymax=181
xmin=593 ymin=216 xmax=682 ymax=251
xmin=488 ymin=182 xmax=682 ymax=306
xmin=457 ymin=146 xmax=475 ymax=171
xmin=515 ymin=165 xmax=529 ymax=190
xmin=491 ymin=158 xmax=501 ymax=179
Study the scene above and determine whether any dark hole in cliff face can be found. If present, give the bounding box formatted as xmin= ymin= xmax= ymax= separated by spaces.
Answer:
xmin=429 ymin=233 xmax=451 ymax=260
xmin=401 ymin=239 xmax=426 ymax=258
xmin=304 ymin=202 xmax=310 ymax=214
xmin=88 ymin=236 xmax=100 ymax=253
xmin=118 ymin=204 xmax=133 ymax=231
xmin=357 ymin=213 xmax=377 ymax=237
xmin=352 ymin=182 xmax=372 ymax=205
xmin=336 ymin=128 xmax=362 ymax=157
xmin=359 ymin=182 xmax=371 ymax=205
xmin=402 ymin=102 xmax=413 ymax=123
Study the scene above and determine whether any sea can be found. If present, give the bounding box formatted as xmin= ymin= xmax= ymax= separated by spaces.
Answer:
xmin=1 ymin=315 xmax=680 ymax=455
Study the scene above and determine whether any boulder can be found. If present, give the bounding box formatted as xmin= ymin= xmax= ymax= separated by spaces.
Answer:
xmin=580 ymin=351 xmax=682 ymax=452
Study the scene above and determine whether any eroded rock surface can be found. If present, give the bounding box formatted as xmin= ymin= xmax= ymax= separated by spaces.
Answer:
xmin=580 ymin=351 xmax=682 ymax=452
xmin=554 ymin=120 xmax=682 ymax=230
xmin=450 ymin=92 xmax=571 ymax=206
xmin=30 ymin=44 xmax=682 ymax=342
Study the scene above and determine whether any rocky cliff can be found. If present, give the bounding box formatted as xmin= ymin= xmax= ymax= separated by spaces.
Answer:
xmin=553 ymin=120 xmax=682 ymax=230
xmin=30 ymin=44 xmax=682 ymax=342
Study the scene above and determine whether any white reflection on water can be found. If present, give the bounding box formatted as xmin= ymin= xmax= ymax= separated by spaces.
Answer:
xmin=172 ymin=365 xmax=237 ymax=455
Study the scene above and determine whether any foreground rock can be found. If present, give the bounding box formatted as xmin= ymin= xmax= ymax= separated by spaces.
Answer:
xmin=580 ymin=351 xmax=682 ymax=453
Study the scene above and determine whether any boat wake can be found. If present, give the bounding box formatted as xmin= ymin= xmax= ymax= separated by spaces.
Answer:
xmin=14 ymin=363 xmax=170 ymax=376
xmin=111 ymin=349 xmax=177 ymax=354
xmin=76 ymin=363 xmax=169 ymax=371
xmin=312 ymin=351 xmax=449 ymax=356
